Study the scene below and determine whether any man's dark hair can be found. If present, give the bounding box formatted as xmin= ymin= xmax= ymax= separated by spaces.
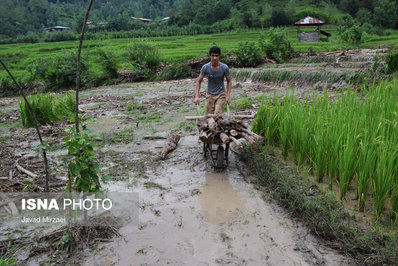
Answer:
xmin=209 ymin=46 xmax=221 ymax=55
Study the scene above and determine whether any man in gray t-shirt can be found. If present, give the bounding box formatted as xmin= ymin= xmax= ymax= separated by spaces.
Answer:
xmin=194 ymin=46 xmax=232 ymax=114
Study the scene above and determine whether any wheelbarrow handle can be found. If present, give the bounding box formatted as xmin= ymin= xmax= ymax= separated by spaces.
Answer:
xmin=196 ymin=103 xmax=201 ymax=116
xmin=226 ymin=103 xmax=230 ymax=116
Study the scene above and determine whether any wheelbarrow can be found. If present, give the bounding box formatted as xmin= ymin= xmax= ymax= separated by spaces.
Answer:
xmin=195 ymin=103 xmax=230 ymax=169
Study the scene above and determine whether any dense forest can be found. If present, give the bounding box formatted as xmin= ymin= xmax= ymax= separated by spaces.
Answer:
xmin=0 ymin=0 xmax=397 ymax=40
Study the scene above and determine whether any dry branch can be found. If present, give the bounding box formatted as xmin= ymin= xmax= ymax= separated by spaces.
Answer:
xmin=15 ymin=163 xmax=38 ymax=178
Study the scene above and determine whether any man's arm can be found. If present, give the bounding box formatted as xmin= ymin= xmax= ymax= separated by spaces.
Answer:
xmin=225 ymin=74 xmax=232 ymax=104
xmin=194 ymin=73 xmax=205 ymax=104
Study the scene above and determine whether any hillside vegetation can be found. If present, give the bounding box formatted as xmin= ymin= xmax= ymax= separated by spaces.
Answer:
xmin=1 ymin=0 xmax=397 ymax=43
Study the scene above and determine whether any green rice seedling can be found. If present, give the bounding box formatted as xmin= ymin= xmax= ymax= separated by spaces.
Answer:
xmin=53 ymin=93 xmax=75 ymax=119
xmin=19 ymin=93 xmax=75 ymax=127
xmin=357 ymin=136 xmax=378 ymax=211
xmin=19 ymin=94 xmax=57 ymax=127
xmin=253 ymin=78 xmax=398 ymax=216
xmin=373 ymin=142 xmax=396 ymax=218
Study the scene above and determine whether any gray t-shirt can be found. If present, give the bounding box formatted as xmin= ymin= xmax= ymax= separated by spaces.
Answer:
xmin=200 ymin=62 xmax=230 ymax=95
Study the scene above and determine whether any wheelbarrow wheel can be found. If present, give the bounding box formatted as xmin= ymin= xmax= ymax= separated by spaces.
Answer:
xmin=217 ymin=145 xmax=224 ymax=167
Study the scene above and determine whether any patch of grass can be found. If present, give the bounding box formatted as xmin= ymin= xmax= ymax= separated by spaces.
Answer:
xmin=172 ymin=120 xmax=196 ymax=132
xmin=239 ymin=145 xmax=398 ymax=265
xmin=0 ymin=135 xmax=11 ymax=144
xmin=18 ymin=93 xmax=75 ymax=127
xmin=229 ymin=96 xmax=253 ymax=111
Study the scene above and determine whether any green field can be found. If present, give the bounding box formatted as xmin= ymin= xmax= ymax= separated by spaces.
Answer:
xmin=1 ymin=27 xmax=398 ymax=91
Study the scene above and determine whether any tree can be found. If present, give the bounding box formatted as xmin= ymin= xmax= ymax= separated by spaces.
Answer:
xmin=373 ymin=0 xmax=397 ymax=28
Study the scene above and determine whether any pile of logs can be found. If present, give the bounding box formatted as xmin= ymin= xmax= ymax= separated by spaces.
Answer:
xmin=186 ymin=114 xmax=264 ymax=148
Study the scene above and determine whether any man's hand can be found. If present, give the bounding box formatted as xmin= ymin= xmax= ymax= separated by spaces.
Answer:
xmin=194 ymin=97 xmax=200 ymax=104
xmin=226 ymin=95 xmax=231 ymax=104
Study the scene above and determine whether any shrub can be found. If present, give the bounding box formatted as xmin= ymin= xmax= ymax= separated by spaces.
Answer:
xmin=338 ymin=16 xmax=363 ymax=46
xmin=234 ymin=42 xmax=263 ymax=67
xmin=127 ymin=42 xmax=161 ymax=71
xmin=386 ymin=49 xmax=398 ymax=73
xmin=157 ymin=62 xmax=191 ymax=80
xmin=258 ymin=27 xmax=295 ymax=63
xmin=130 ymin=62 xmax=152 ymax=81
xmin=19 ymin=93 xmax=75 ymax=127
xmin=31 ymin=52 xmax=89 ymax=90
xmin=98 ymin=49 xmax=118 ymax=79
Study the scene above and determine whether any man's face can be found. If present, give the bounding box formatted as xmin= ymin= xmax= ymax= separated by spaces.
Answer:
xmin=210 ymin=53 xmax=220 ymax=64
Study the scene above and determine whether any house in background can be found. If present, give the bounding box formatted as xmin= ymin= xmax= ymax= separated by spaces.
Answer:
xmin=131 ymin=17 xmax=153 ymax=24
xmin=295 ymin=16 xmax=331 ymax=42
xmin=45 ymin=26 xmax=71 ymax=32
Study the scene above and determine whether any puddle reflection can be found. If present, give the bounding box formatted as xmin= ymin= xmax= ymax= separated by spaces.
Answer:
xmin=199 ymin=171 xmax=246 ymax=223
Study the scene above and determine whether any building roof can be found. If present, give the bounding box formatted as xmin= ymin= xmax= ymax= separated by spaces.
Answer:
xmin=131 ymin=17 xmax=153 ymax=22
xmin=294 ymin=16 xmax=324 ymax=25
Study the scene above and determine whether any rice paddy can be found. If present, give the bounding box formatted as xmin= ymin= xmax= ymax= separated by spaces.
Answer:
xmin=252 ymin=79 xmax=398 ymax=219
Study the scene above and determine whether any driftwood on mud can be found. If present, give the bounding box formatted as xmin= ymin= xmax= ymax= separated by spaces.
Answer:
xmin=160 ymin=133 xmax=181 ymax=160
xmin=15 ymin=162 xmax=38 ymax=178
xmin=192 ymin=114 xmax=264 ymax=148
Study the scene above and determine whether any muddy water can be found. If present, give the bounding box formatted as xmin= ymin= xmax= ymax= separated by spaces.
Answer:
xmin=84 ymin=134 xmax=353 ymax=265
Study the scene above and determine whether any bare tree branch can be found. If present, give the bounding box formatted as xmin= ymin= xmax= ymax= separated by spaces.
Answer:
xmin=0 ymin=59 xmax=50 ymax=192
xmin=75 ymin=0 xmax=94 ymax=132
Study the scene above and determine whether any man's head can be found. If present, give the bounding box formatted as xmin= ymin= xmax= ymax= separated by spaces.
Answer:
xmin=209 ymin=46 xmax=221 ymax=65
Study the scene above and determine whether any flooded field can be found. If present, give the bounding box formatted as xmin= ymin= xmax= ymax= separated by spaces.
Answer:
xmin=0 ymin=64 xmax=365 ymax=264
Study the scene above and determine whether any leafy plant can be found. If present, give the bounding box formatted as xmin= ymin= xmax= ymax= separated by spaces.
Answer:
xmin=338 ymin=16 xmax=363 ymax=46
xmin=0 ymin=258 xmax=15 ymax=266
xmin=234 ymin=41 xmax=262 ymax=67
xmin=258 ymin=27 xmax=295 ymax=63
xmin=64 ymin=118 xmax=108 ymax=192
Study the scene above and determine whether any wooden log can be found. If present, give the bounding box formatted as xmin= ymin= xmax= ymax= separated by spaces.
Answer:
xmin=230 ymin=136 xmax=243 ymax=149
xmin=240 ymin=132 xmax=256 ymax=145
xmin=160 ymin=133 xmax=180 ymax=160
xmin=219 ymin=133 xmax=230 ymax=144
xmin=207 ymin=117 xmax=216 ymax=131
xmin=230 ymin=129 xmax=238 ymax=137
xmin=15 ymin=163 xmax=37 ymax=178
xmin=185 ymin=114 xmax=255 ymax=120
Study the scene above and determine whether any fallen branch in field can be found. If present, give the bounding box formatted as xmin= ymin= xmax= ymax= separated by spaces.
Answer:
xmin=192 ymin=114 xmax=264 ymax=148
xmin=15 ymin=162 xmax=38 ymax=178
xmin=160 ymin=133 xmax=181 ymax=160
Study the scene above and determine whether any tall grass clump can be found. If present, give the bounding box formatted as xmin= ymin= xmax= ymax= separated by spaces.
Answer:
xmin=19 ymin=93 xmax=75 ymax=128
xmin=252 ymin=79 xmax=398 ymax=219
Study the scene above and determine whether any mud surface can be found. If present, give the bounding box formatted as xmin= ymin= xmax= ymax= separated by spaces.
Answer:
xmin=85 ymin=135 xmax=353 ymax=265
xmin=0 ymin=68 xmax=358 ymax=264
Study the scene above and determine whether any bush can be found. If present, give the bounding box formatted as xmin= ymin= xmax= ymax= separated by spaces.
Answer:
xmin=19 ymin=93 xmax=75 ymax=127
xmin=157 ymin=62 xmax=191 ymax=81
xmin=130 ymin=62 xmax=152 ymax=81
xmin=258 ymin=27 xmax=295 ymax=63
xmin=127 ymin=42 xmax=161 ymax=71
xmin=386 ymin=49 xmax=398 ymax=73
xmin=338 ymin=16 xmax=363 ymax=46
xmin=98 ymin=49 xmax=118 ymax=79
xmin=234 ymin=42 xmax=263 ymax=67
xmin=31 ymin=52 xmax=89 ymax=90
